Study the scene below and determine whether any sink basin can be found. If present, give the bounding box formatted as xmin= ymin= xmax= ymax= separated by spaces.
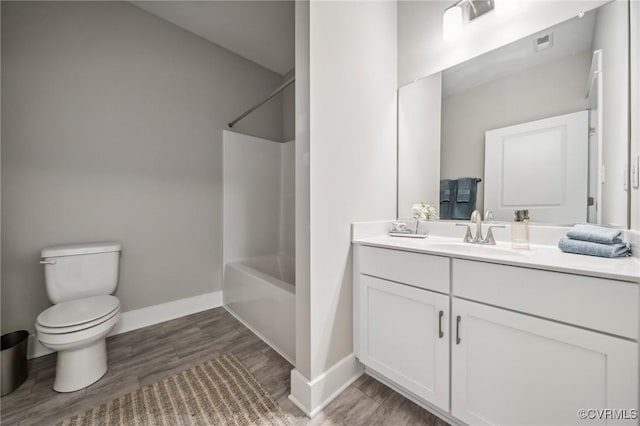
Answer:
xmin=426 ymin=242 xmax=525 ymax=257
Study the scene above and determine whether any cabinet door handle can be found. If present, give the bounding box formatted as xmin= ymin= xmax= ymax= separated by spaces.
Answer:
xmin=438 ymin=310 xmax=444 ymax=338
xmin=456 ymin=315 xmax=461 ymax=345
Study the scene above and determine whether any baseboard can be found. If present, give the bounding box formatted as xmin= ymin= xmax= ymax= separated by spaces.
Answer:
xmin=288 ymin=353 xmax=364 ymax=418
xmin=27 ymin=290 xmax=222 ymax=359
xmin=223 ymin=305 xmax=295 ymax=366
xmin=28 ymin=336 xmax=57 ymax=359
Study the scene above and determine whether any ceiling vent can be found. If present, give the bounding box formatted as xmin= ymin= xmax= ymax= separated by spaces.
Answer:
xmin=534 ymin=32 xmax=554 ymax=51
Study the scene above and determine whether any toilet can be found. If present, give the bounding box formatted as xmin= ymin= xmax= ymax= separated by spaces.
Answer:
xmin=36 ymin=242 xmax=122 ymax=393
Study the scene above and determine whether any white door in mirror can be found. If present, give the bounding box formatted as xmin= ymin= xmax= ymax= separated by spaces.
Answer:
xmin=484 ymin=110 xmax=588 ymax=223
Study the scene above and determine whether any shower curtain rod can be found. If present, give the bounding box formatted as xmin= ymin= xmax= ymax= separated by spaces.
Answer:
xmin=228 ymin=76 xmax=295 ymax=128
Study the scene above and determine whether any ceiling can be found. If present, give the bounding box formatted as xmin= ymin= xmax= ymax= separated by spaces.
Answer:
xmin=442 ymin=8 xmax=597 ymax=97
xmin=131 ymin=1 xmax=295 ymax=76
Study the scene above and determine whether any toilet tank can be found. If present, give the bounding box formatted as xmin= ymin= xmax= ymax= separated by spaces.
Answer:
xmin=41 ymin=242 xmax=121 ymax=304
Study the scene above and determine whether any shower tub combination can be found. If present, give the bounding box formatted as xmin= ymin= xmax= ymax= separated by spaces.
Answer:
xmin=223 ymin=254 xmax=295 ymax=363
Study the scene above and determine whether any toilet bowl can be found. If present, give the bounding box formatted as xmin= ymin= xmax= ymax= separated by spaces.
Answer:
xmin=36 ymin=295 xmax=121 ymax=392
xmin=36 ymin=242 xmax=122 ymax=393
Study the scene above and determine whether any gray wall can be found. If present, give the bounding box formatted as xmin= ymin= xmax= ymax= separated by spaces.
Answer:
xmin=1 ymin=1 xmax=285 ymax=333
xmin=592 ymin=0 xmax=629 ymax=227
xmin=440 ymin=50 xmax=591 ymax=214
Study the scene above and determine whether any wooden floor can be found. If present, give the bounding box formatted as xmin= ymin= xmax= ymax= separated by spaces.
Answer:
xmin=1 ymin=307 xmax=448 ymax=426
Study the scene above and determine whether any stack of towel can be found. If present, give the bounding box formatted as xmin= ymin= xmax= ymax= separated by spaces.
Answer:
xmin=558 ymin=224 xmax=631 ymax=258
xmin=439 ymin=177 xmax=481 ymax=220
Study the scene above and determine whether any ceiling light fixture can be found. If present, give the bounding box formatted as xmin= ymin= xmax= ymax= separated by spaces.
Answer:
xmin=443 ymin=0 xmax=518 ymax=42
xmin=443 ymin=4 xmax=463 ymax=42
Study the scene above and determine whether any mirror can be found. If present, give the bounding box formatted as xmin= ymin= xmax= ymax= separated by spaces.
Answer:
xmin=398 ymin=1 xmax=630 ymax=227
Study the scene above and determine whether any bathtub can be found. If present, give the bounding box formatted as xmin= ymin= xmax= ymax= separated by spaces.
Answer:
xmin=223 ymin=254 xmax=295 ymax=363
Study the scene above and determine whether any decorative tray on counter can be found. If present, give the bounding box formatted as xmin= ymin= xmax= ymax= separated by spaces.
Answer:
xmin=388 ymin=232 xmax=428 ymax=239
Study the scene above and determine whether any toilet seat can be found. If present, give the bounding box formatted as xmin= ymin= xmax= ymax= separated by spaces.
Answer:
xmin=36 ymin=295 xmax=120 ymax=334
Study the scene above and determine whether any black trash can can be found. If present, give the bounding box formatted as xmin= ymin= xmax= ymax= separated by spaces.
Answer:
xmin=1 ymin=330 xmax=29 ymax=396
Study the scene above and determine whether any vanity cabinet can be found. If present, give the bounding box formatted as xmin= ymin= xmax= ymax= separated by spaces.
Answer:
xmin=353 ymin=243 xmax=639 ymax=426
xmin=452 ymin=259 xmax=639 ymax=339
xmin=356 ymin=246 xmax=451 ymax=411
xmin=359 ymin=245 xmax=450 ymax=293
xmin=358 ymin=274 xmax=450 ymax=411
xmin=451 ymin=298 xmax=637 ymax=426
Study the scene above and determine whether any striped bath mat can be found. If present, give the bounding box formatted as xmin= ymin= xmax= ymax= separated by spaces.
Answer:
xmin=59 ymin=354 xmax=290 ymax=426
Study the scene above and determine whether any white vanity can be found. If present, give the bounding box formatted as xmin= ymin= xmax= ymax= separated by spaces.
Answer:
xmin=353 ymin=223 xmax=639 ymax=425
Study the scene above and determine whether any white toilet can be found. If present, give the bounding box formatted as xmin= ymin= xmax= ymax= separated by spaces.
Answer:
xmin=36 ymin=242 xmax=122 ymax=393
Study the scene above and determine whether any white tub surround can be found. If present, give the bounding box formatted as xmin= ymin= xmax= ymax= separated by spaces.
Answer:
xmin=224 ymin=255 xmax=295 ymax=364
xmin=352 ymin=221 xmax=638 ymax=426
xmin=222 ymin=131 xmax=296 ymax=365
xmin=222 ymin=131 xmax=295 ymax=263
xmin=239 ymin=254 xmax=295 ymax=287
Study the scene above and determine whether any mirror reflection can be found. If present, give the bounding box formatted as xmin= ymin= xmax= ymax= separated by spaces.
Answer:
xmin=398 ymin=1 xmax=630 ymax=226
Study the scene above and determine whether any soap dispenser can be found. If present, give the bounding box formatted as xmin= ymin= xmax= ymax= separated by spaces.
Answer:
xmin=511 ymin=210 xmax=530 ymax=250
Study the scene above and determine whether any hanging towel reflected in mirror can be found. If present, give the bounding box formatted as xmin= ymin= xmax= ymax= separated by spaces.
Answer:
xmin=451 ymin=177 xmax=481 ymax=220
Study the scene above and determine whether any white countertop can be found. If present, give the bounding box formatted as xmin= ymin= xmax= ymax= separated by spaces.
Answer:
xmin=353 ymin=234 xmax=640 ymax=283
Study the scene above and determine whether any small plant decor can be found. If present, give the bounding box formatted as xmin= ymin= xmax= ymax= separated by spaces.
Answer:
xmin=411 ymin=202 xmax=439 ymax=221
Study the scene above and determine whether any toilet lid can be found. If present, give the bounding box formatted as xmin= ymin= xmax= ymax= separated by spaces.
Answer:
xmin=37 ymin=295 xmax=120 ymax=328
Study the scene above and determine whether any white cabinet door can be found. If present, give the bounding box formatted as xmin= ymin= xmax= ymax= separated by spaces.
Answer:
xmin=484 ymin=110 xmax=589 ymax=223
xmin=452 ymin=298 xmax=638 ymax=426
xmin=359 ymin=275 xmax=450 ymax=411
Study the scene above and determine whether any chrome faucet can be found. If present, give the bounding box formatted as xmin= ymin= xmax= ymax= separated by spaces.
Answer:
xmin=479 ymin=224 xmax=504 ymax=245
xmin=470 ymin=210 xmax=483 ymax=243
xmin=456 ymin=223 xmax=474 ymax=243
xmin=456 ymin=210 xmax=505 ymax=245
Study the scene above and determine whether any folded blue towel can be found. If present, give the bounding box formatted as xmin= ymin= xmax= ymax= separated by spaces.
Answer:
xmin=566 ymin=223 xmax=623 ymax=244
xmin=558 ymin=237 xmax=630 ymax=258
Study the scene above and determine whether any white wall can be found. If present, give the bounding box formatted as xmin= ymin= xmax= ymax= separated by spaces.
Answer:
xmin=632 ymin=0 xmax=640 ymax=231
xmin=223 ymin=131 xmax=292 ymax=263
xmin=440 ymin=51 xmax=591 ymax=214
xmin=308 ymin=0 xmax=397 ymax=379
xmin=592 ymin=0 xmax=630 ymax=227
xmin=291 ymin=2 xmax=397 ymax=412
xmin=292 ymin=1 xmax=397 ymax=412
xmin=294 ymin=0 xmax=312 ymax=380
xmin=398 ymin=0 xmax=607 ymax=86
xmin=1 ymin=1 xmax=285 ymax=333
